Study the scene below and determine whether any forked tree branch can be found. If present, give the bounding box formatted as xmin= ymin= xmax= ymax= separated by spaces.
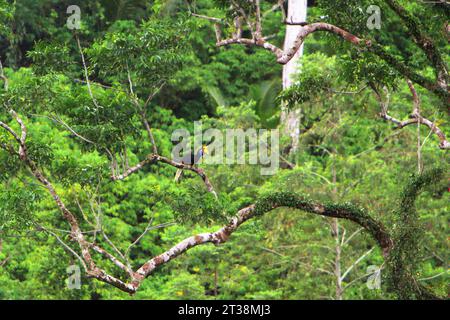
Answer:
xmin=129 ymin=194 xmax=392 ymax=291
xmin=0 ymin=110 xmax=137 ymax=292
xmin=2 ymin=112 xmax=445 ymax=299
xmin=0 ymin=7 xmax=446 ymax=296
xmin=0 ymin=113 xmax=394 ymax=294
xmin=111 ymin=154 xmax=217 ymax=197
xmin=373 ymin=82 xmax=450 ymax=150
xmin=198 ymin=3 xmax=448 ymax=100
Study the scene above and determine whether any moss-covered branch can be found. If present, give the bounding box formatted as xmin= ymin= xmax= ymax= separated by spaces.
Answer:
xmin=131 ymin=191 xmax=393 ymax=291
xmin=385 ymin=0 xmax=448 ymax=90
xmin=386 ymin=167 xmax=446 ymax=300
xmin=253 ymin=192 xmax=393 ymax=255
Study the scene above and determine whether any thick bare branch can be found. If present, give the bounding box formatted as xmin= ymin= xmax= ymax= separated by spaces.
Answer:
xmin=111 ymin=154 xmax=217 ymax=197
xmin=0 ymin=120 xmax=20 ymax=145
xmin=277 ymin=23 xmax=364 ymax=64
xmin=215 ymin=21 xmax=364 ymax=64
xmin=129 ymin=193 xmax=392 ymax=291
xmin=89 ymin=242 xmax=133 ymax=276
xmin=4 ymin=111 xmax=98 ymax=271
xmin=397 ymin=116 xmax=450 ymax=150
xmin=374 ymin=84 xmax=450 ymax=150
xmin=202 ymin=11 xmax=446 ymax=98
xmin=110 ymin=157 xmax=154 ymax=181
xmin=86 ymin=267 xmax=137 ymax=293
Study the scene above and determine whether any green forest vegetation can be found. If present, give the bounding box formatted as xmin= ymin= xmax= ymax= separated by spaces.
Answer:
xmin=0 ymin=0 xmax=448 ymax=300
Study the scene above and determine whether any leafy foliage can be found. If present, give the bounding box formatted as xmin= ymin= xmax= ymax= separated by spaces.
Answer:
xmin=0 ymin=0 xmax=447 ymax=300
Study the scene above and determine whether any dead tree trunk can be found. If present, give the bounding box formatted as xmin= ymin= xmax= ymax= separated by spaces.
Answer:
xmin=281 ymin=0 xmax=307 ymax=152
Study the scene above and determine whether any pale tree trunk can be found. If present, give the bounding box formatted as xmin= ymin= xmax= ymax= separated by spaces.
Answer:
xmin=331 ymin=158 xmax=343 ymax=300
xmin=281 ymin=0 xmax=307 ymax=152
xmin=281 ymin=1 xmax=343 ymax=298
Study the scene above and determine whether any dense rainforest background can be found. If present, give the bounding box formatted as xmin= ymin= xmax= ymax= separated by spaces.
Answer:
xmin=0 ymin=0 xmax=448 ymax=300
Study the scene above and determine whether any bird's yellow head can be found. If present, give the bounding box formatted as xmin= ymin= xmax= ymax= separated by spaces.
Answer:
xmin=202 ymin=144 xmax=208 ymax=155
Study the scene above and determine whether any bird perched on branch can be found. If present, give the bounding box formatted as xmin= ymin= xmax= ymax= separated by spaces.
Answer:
xmin=174 ymin=144 xmax=208 ymax=182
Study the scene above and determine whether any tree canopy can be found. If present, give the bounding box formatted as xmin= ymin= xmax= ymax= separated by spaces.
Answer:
xmin=0 ymin=0 xmax=448 ymax=300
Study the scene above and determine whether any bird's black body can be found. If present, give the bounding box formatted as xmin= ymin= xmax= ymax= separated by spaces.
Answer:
xmin=179 ymin=148 xmax=205 ymax=165
xmin=173 ymin=145 xmax=207 ymax=182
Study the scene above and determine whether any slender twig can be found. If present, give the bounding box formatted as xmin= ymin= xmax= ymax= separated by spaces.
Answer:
xmin=342 ymin=228 xmax=364 ymax=247
xmin=343 ymin=268 xmax=381 ymax=291
xmin=125 ymin=220 xmax=176 ymax=259
xmin=36 ymin=223 xmax=88 ymax=272
xmin=190 ymin=13 xmax=223 ymax=24
xmin=30 ymin=113 xmax=96 ymax=144
xmin=317 ymin=268 xmax=334 ymax=276
xmin=418 ymin=271 xmax=447 ymax=282
xmin=89 ymin=242 xmax=134 ymax=277
xmin=76 ymin=35 xmax=102 ymax=111
xmin=263 ymin=3 xmax=282 ymax=19
xmin=126 ymin=61 xmax=134 ymax=96
xmin=340 ymin=247 xmax=375 ymax=282
xmin=141 ymin=112 xmax=158 ymax=154
xmin=0 ymin=256 xmax=9 ymax=267
xmin=74 ymin=79 xmax=127 ymax=93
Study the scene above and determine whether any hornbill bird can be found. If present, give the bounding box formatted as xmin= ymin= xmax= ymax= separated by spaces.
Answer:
xmin=174 ymin=144 xmax=208 ymax=182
